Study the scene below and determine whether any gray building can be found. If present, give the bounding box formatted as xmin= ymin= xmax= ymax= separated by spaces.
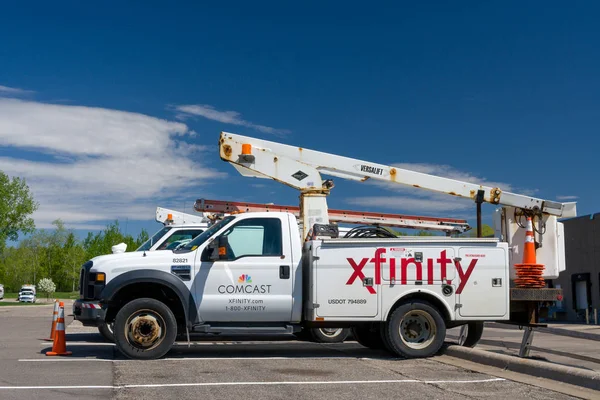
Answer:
xmin=550 ymin=213 xmax=600 ymax=323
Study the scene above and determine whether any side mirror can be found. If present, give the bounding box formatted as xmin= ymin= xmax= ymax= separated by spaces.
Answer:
xmin=208 ymin=236 xmax=229 ymax=261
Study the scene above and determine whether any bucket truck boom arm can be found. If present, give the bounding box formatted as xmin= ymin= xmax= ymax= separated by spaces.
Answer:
xmin=219 ymin=131 xmax=576 ymax=238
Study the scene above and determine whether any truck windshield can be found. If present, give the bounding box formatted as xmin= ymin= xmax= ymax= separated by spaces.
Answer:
xmin=175 ymin=216 xmax=235 ymax=253
xmin=136 ymin=227 xmax=172 ymax=251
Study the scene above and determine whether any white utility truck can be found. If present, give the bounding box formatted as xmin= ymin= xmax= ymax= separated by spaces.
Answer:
xmin=99 ymin=201 xmax=470 ymax=344
xmin=73 ymin=132 xmax=576 ymax=360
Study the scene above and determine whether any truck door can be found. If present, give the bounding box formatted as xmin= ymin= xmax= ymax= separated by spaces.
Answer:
xmin=314 ymin=245 xmax=379 ymax=318
xmin=457 ymin=247 xmax=509 ymax=318
xmin=194 ymin=216 xmax=293 ymax=322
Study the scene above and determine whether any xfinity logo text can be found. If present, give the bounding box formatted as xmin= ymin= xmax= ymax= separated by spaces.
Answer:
xmin=346 ymin=249 xmax=478 ymax=295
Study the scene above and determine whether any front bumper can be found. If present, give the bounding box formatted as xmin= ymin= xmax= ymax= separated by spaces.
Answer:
xmin=72 ymin=299 xmax=105 ymax=327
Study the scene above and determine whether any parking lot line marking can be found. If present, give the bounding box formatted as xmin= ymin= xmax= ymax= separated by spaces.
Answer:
xmin=0 ymin=385 xmax=114 ymax=390
xmin=39 ymin=342 xmax=115 ymax=346
xmin=19 ymin=358 xmax=114 ymax=362
xmin=0 ymin=378 xmax=506 ymax=390
xmin=19 ymin=356 xmax=399 ymax=362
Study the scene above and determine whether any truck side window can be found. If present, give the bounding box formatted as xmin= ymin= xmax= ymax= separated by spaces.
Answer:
xmin=222 ymin=218 xmax=282 ymax=259
xmin=157 ymin=229 xmax=205 ymax=250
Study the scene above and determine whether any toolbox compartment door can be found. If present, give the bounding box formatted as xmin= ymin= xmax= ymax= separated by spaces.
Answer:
xmin=457 ymin=246 xmax=509 ymax=318
xmin=314 ymin=245 xmax=379 ymax=318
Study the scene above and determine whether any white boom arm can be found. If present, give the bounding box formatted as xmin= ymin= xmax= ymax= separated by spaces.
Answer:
xmin=219 ymin=132 xmax=576 ymax=218
xmin=219 ymin=131 xmax=577 ymax=278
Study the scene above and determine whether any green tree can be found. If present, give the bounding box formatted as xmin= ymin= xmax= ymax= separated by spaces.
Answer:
xmin=136 ymin=229 xmax=149 ymax=247
xmin=0 ymin=172 xmax=38 ymax=250
xmin=464 ymin=224 xmax=494 ymax=238
xmin=19 ymin=229 xmax=49 ymax=284
xmin=63 ymin=232 xmax=86 ymax=292
xmin=83 ymin=221 xmax=149 ymax=260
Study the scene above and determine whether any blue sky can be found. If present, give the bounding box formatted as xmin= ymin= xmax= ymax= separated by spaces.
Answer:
xmin=0 ymin=1 xmax=597 ymax=240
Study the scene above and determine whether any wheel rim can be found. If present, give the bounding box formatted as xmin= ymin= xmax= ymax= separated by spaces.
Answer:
xmin=320 ymin=328 xmax=343 ymax=337
xmin=399 ymin=310 xmax=436 ymax=350
xmin=457 ymin=324 xmax=468 ymax=346
xmin=124 ymin=309 xmax=166 ymax=350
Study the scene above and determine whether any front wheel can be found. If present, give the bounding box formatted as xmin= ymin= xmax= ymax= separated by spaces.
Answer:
xmin=309 ymin=328 xmax=350 ymax=343
xmin=383 ymin=300 xmax=446 ymax=358
xmin=113 ymin=298 xmax=177 ymax=360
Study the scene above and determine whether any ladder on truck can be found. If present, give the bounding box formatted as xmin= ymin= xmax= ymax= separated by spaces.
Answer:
xmin=194 ymin=198 xmax=471 ymax=235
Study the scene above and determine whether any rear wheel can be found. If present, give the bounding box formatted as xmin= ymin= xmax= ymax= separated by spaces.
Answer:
xmin=309 ymin=328 xmax=350 ymax=343
xmin=458 ymin=322 xmax=484 ymax=347
xmin=352 ymin=324 xmax=386 ymax=350
xmin=113 ymin=298 xmax=177 ymax=360
xmin=384 ymin=300 xmax=446 ymax=358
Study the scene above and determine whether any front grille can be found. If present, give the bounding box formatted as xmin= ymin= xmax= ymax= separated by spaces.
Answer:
xmin=79 ymin=269 xmax=85 ymax=296
xmin=80 ymin=261 xmax=94 ymax=299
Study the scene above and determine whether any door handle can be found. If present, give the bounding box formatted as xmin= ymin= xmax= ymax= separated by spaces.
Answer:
xmin=280 ymin=265 xmax=290 ymax=279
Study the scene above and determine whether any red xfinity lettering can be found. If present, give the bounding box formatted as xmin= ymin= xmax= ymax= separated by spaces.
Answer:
xmin=454 ymin=258 xmax=478 ymax=295
xmin=345 ymin=248 xmax=478 ymax=294
xmin=346 ymin=258 xmax=376 ymax=294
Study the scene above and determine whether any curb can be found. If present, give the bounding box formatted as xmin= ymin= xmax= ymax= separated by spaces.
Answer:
xmin=443 ymin=345 xmax=600 ymax=391
xmin=487 ymin=322 xmax=600 ymax=342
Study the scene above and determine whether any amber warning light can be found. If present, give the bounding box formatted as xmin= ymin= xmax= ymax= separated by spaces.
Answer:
xmin=240 ymin=143 xmax=255 ymax=162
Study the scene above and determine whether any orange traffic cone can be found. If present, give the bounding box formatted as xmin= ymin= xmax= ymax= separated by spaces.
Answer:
xmin=44 ymin=299 xmax=60 ymax=341
xmin=46 ymin=302 xmax=72 ymax=356
xmin=514 ymin=217 xmax=545 ymax=288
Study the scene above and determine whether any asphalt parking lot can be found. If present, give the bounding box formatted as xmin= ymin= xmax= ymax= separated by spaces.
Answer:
xmin=0 ymin=302 xmax=582 ymax=400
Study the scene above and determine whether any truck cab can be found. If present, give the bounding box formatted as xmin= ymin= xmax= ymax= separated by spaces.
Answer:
xmin=74 ymin=212 xmax=305 ymax=358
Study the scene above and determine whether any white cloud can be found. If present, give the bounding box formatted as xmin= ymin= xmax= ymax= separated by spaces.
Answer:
xmin=0 ymin=98 xmax=225 ymax=230
xmin=346 ymin=194 xmax=473 ymax=214
xmin=174 ymin=104 xmax=290 ymax=136
xmin=0 ymin=85 xmax=34 ymax=96
xmin=391 ymin=163 xmax=514 ymax=191
xmin=556 ymin=195 xmax=578 ymax=201
xmin=346 ymin=163 xmax=521 ymax=216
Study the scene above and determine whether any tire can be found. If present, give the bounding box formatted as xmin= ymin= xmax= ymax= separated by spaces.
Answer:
xmin=98 ymin=322 xmax=115 ymax=342
xmin=459 ymin=322 xmax=484 ymax=348
xmin=113 ymin=298 xmax=177 ymax=360
xmin=309 ymin=328 xmax=350 ymax=343
xmin=352 ymin=324 xmax=386 ymax=350
xmin=293 ymin=330 xmax=311 ymax=341
xmin=384 ymin=300 xmax=446 ymax=358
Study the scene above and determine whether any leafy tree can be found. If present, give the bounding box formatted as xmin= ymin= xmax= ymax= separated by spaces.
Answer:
xmin=19 ymin=229 xmax=49 ymax=284
xmin=462 ymin=224 xmax=495 ymax=238
xmin=137 ymin=229 xmax=149 ymax=247
xmin=37 ymin=277 xmax=56 ymax=301
xmin=83 ymin=221 xmax=150 ymax=260
xmin=0 ymin=217 xmax=151 ymax=293
xmin=0 ymin=172 xmax=38 ymax=250
xmin=63 ymin=232 xmax=87 ymax=292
